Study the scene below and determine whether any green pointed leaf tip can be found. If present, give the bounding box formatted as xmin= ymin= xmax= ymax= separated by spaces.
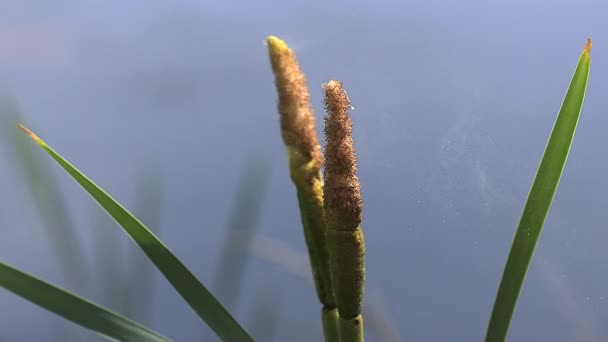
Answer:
xmin=17 ymin=125 xmax=254 ymax=342
xmin=486 ymin=38 xmax=591 ymax=341
xmin=0 ymin=262 xmax=170 ymax=341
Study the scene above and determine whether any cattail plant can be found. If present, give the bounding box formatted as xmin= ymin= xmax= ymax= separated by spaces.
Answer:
xmin=266 ymin=35 xmax=340 ymax=341
xmin=323 ymin=80 xmax=366 ymax=342
xmin=2 ymin=35 xmax=591 ymax=342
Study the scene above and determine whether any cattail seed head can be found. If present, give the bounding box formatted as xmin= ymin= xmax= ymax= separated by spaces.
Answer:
xmin=323 ymin=80 xmax=366 ymax=319
xmin=267 ymin=35 xmax=323 ymax=176
xmin=323 ymin=80 xmax=363 ymax=231
xmin=267 ymin=36 xmax=336 ymax=309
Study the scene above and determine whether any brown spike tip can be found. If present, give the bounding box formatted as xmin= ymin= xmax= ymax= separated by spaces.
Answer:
xmin=17 ymin=124 xmax=43 ymax=144
xmin=584 ymin=38 xmax=592 ymax=53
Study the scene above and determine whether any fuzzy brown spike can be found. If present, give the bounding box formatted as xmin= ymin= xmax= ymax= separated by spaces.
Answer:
xmin=267 ymin=36 xmax=322 ymax=172
xmin=584 ymin=38 xmax=592 ymax=53
xmin=267 ymin=36 xmax=337 ymax=314
xmin=323 ymin=79 xmax=366 ymax=323
xmin=323 ymin=80 xmax=363 ymax=231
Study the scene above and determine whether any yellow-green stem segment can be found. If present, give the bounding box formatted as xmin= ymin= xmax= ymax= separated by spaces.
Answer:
xmin=327 ymin=229 xmax=366 ymax=319
xmin=288 ymin=148 xmax=337 ymax=309
xmin=322 ymin=307 xmax=340 ymax=342
xmin=339 ymin=315 xmax=364 ymax=342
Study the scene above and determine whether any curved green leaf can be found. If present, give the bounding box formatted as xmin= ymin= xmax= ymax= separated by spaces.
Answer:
xmin=0 ymin=99 xmax=88 ymax=290
xmin=0 ymin=262 xmax=170 ymax=341
xmin=486 ymin=39 xmax=592 ymax=341
xmin=17 ymin=126 xmax=254 ymax=342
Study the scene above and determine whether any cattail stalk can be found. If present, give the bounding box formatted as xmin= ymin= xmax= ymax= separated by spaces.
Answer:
xmin=323 ymin=80 xmax=365 ymax=342
xmin=266 ymin=35 xmax=339 ymax=341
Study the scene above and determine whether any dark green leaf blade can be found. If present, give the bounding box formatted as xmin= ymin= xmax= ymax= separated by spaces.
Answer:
xmin=0 ymin=98 xmax=89 ymax=290
xmin=0 ymin=262 xmax=170 ymax=342
xmin=486 ymin=39 xmax=592 ymax=341
xmin=17 ymin=126 xmax=254 ymax=342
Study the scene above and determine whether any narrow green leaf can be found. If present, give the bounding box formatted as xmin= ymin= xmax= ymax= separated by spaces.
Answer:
xmin=0 ymin=98 xmax=89 ymax=290
xmin=0 ymin=262 xmax=170 ymax=342
xmin=17 ymin=126 xmax=254 ymax=342
xmin=486 ymin=39 xmax=592 ymax=341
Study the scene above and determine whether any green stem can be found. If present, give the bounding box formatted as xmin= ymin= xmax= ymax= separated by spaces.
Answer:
xmin=322 ymin=307 xmax=340 ymax=342
xmin=338 ymin=315 xmax=364 ymax=342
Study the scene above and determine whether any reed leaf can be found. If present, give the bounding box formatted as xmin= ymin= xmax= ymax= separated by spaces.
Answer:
xmin=486 ymin=39 xmax=592 ymax=341
xmin=17 ymin=125 xmax=254 ymax=342
xmin=0 ymin=262 xmax=170 ymax=341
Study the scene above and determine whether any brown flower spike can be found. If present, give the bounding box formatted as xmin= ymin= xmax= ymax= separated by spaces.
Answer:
xmin=267 ymin=36 xmax=323 ymax=173
xmin=323 ymin=79 xmax=365 ymax=323
xmin=323 ymin=80 xmax=363 ymax=232
xmin=267 ymin=36 xmax=337 ymax=312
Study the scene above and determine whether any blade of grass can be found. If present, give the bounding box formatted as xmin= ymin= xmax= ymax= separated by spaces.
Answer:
xmin=486 ymin=39 xmax=592 ymax=341
xmin=0 ymin=98 xmax=88 ymax=290
xmin=90 ymin=166 xmax=164 ymax=320
xmin=0 ymin=262 xmax=170 ymax=341
xmin=17 ymin=126 xmax=254 ymax=342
